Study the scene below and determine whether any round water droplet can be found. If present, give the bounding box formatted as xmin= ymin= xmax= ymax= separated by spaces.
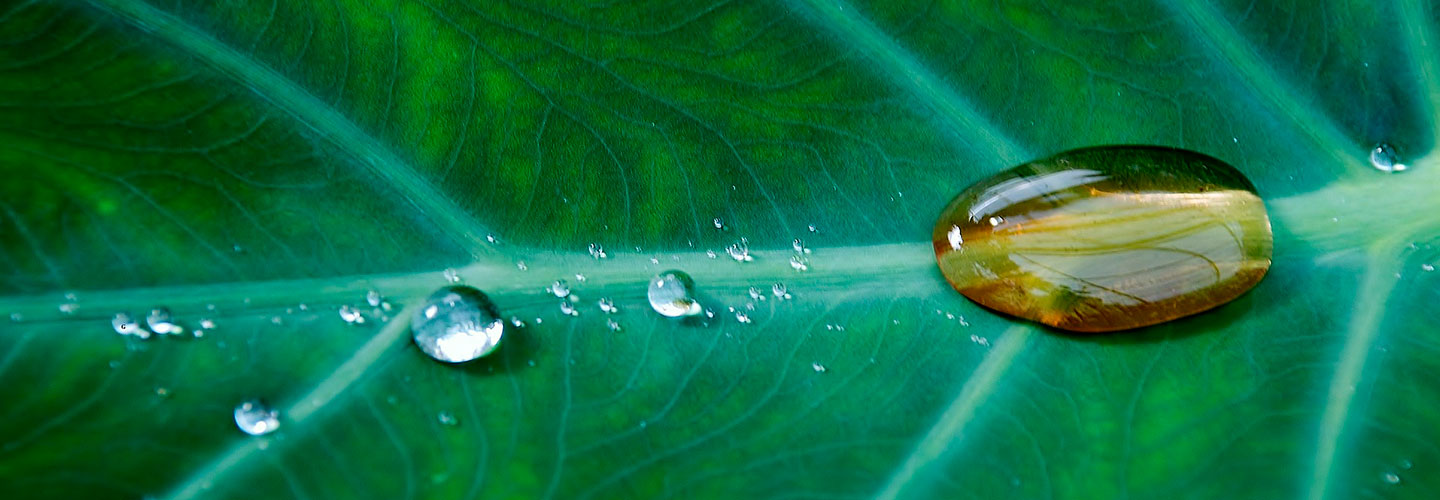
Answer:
xmin=812 ymin=362 xmax=827 ymax=373
xmin=559 ymin=301 xmax=579 ymax=317
xmin=735 ymin=311 xmax=752 ymax=323
xmin=789 ymin=254 xmax=809 ymax=272
xmin=606 ymin=318 xmax=622 ymax=331
xmin=550 ymin=280 xmax=571 ymax=298
xmin=411 ymin=286 xmax=505 ymax=363
xmin=792 ymin=238 xmax=811 ymax=254
xmin=713 ymin=217 xmax=725 ymax=229
xmin=772 ymin=283 xmax=791 ymax=300
xmin=598 ymin=298 xmax=618 ymax=314
xmin=198 ymin=318 xmax=216 ymax=330
xmin=366 ymin=290 xmax=383 ymax=307
xmin=112 ymin=312 xmax=140 ymax=336
xmin=1370 ymin=143 xmax=1408 ymax=172
xmin=726 ymin=238 xmax=753 ymax=262
xmin=648 ymin=270 xmax=702 ymax=318
xmin=1384 ymin=472 xmax=1401 ymax=484
xmin=588 ymin=243 xmax=608 ymax=259
xmin=437 ymin=411 xmax=459 ymax=427
xmin=934 ymin=146 xmax=1273 ymax=332
xmin=748 ymin=287 xmax=766 ymax=301
xmin=58 ymin=303 xmax=78 ymax=315
xmin=339 ymin=305 xmax=365 ymax=324
xmin=234 ymin=400 xmax=280 ymax=436
xmin=146 ymin=307 xmax=182 ymax=335
xmin=442 ymin=268 xmax=461 ymax=283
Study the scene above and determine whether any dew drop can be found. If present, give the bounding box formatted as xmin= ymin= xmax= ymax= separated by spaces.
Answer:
xmin=748 ymin=287 xmax=767 ymax=301
xmin=516 ymin=261 xmax=528 ymax=271
xmin=808 ymin=224 xmax=817 ymax=233
xmin=1383 ymin=472 xmax=1401 ymax=485
xmin=1370 ymin=143 xmax=1408 ymax=172
xmin=437 ymin=411 xmax=459 ymax=427
xmin=411 ymin=286 xmax=505 ymax=363
xmin=146 ymin=307 xmax=182 ymax=335
xmin=1423 ymin=264 xmax=1435 ymax=272
xmin=339 ymin=305 xmax=365 ymax=325
xmin=1401 ymin=459 xmax=1413 ymax=469
xmin=772 ymin=283 xmax=791 ymax=300
xmin=726 ymin=238 xmax=754 ymax=262
xmin=550 ymin=279 xmax=571 ymax=298
xmin=112 ymin=312 xmax=141 ymax=336
xmin=735 ymin=311 xmax=752 ymax=323
xmin=588 ymin=243 xmax=608 ymax=259
xmin=705 ymin=250 xmax=718 ymax=259
xmin=934 ymin=146 xmax=1272 ymax=332
xmin=606 ymin=319 xmax=622 ymax=331
xmin=559 ymin=301 xmax=580 ymax=317
xmin=443 ymin=268 xmax=461 ymax=283
xmin=792 ymin=238 xmax=811 ymax=254
xmin=713 ymin=217 xmax=725 ymax=229
xmin=366 ymin=290 xmax=383 ymax=308
xmin=234 ymin=400 xmax=280 ymax=436
xmin=199 ymin=318 xmax=216 ymax=330
xmin=812 ymin=362 xmax=827 ymax=373
xmin=155 ymin=387 xmax=170 ymax=397
xmin=789 ymin=254 xmax=809 ymax=272
xmin=58 ymin=303 xmax=78 ymax=315
xmin=598 ymin=298 xmax=618 ymax=314
xmin=648 ymin=270 xmax=701 ymax=318
xmin=8 ymin=313 xmax=21 ymax=322
xmin=510 ymin=316 xmax=527 ymax=327
xmin=575 ymin=273 xmax=587 ymax=283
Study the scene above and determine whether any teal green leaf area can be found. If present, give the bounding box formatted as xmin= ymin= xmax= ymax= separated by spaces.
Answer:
xmin=4 ymin=0 xmax=1440 ymax=498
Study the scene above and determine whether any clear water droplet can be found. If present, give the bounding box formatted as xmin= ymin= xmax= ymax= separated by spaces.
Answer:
xmin=1370 ymin=143 xmax=1408 ymax=172
xmin=713 ymin=217 xmax=725 ymax=229
xmin=112 ymin=312 xmax=140 ymax=336
xmin=146 ymin=308 xmax=181 ymax=335
xmin=1383 ymin=472 xmax=1401 ymax=484
xmin=550 ymin=280 xmax=571 ymax=298
xmin=575 ymin=273 xmax=587 ymax=283
xmin=970 ymin=334 xmax=991 ymax=347
xmin=748 ymin=287 xmax=766 ymax=301
xmin=443 ymin=268 xmax=461 ymax=283
xmin=58 ymin=302 xmax=78 ymax=315
xmin=812 ymin=362 xmax=827 ymax=373
xmin=155 ymin=387 xmax=170 ymax=397
xmin=199 ymin=318 xmax=216 ymax=330
xmin=705 ymin=250 xmax=718 ymax=259
xmin=411 ymin=286 xmax=505 ymax=363
xmin=598 ymin=298 xmax=618 ymax=314
xmin=648 ymin=270 xmax=702 ymax=318
xmin=8 ymin=313 xmax=21 ymax=322
xmin=588 ymin=243 xmax=608 ymax=259
xmin=735 ymin=311 xmax=752 ymax=323
xmin=772 ymin=283 xmax=791 ymax=300
xmin=808 ymin=224 xmax=817 ymax=233
xmin=234 ymin=400 xmax=280 ymax=436
xmin=366 ymin=290 xmax=382 ymax=307
xmin=339 ymin=305 xmax=365 ymax=324
xmin=792 ymin=238 xmax=811 ymax=254
xmin=437 ymin=411 xmax=459 ymax=427
xmin=517 ymin=261 xmax=528 ymax=271
xmin=510 ymin=316 xmax=527 ymax=327
xmin=726 ymin=238 xmax=753 ymax=262
xmin=559 ymin=301 xmax=579 ymax=316
xmin=606 ymin=319 xmax=622 ymax=331
xmin=1423 ymin=264 xmax=1435 ymax=272
xmin=789 ymin=254 xmax=809 ymax=272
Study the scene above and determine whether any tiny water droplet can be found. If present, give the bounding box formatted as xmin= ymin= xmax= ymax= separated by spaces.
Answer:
xmin=146 ymin=308 xmax=182 ymax=335
xmin=486 ymin=234 xmax=497 ymax=243
xmin=58 ymin=303 xmax=78 ymax=315
xmin=772 ymin=283 xmax=791 ymax=300
xmin=199 ymin=318 xmax=215 ymax=329
xmin=411 ymin=286 xmax=505 ymax=363
xmin=366 ymin=290 xmax=382 ymax=307
xmin=550 ymin=280 xmax=571 ymax=298
xmin=705 ymin=250 xmax=718 ymax=259
xmin=1423 ymin=264 xmax=1435 ymax=272
xmin=598 ymin=298 xmax=618 ymax=314
xmin=726 ymin=238 xmax=753 ymax=262
xmin=155 ymin=387 xmax=170 ymax=397
xmin=735 ymin=312 xmax=751 ymax=323
xmin=112 ymin=312 xmax=141 ymax=336
xmin=713 ymin=217 xmax=725 ymax=229
xmin=606 ymin=319 xmax=622 ymax=331
xmin=1370 ymin=143 xmax=1408 ymax=172
xmin=789 ymin=254 xmax=809 ymax=272
xmin=437 ymin=411 xmax=459 ymax=427
xmin=648 ymin=270 xmax=702 ymax=318
xmin=8 ymin=313 xmax=21 ymax=322
xmin=588 ymin=243 xmax=608 ymax=259
xmin=1383 ymin=472 xmax=1401 ymax=484
xmin=559 ymin=301 xmax=579 ymax=317
xmin=517 ymin=261 xmax=528 ymax=271
xmin=1401 ymin=459 xmax=1413 ymax=469
xmin=234 ymin=400 xmax=280 ymax=436
xmin=443 ymin=268 xmax=461 ymax=283
xmin=812 ymin=362 xmax=827 ymax=373
xmin=748 ymin=287 xmax=766 ymax=301
xmin=970 ymin=334 xmax=991 ymax=347
xmin=574 ymin=273 xmax=587 ymax=283
xmin=510 ymin=316 xmax=527 ymax=327
xmin=792 ymin=238 xmax=811 ymax=254
xmin=339 ymin=305 xmax=365 ymax=324
xmin=808 ymin=224 xmax=817 ymax=233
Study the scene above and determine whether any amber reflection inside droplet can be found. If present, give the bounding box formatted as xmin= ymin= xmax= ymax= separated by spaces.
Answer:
xmin=933 ymin=146 xmax=1272 ymax=332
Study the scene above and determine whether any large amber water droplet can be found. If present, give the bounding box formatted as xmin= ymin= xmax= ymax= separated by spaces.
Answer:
xmin=933 ymin=146 xmax=1272 ymax=332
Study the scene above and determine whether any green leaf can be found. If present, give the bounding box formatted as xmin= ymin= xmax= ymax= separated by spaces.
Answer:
xmin=2 ymin=0 xmax=1439 ymax=499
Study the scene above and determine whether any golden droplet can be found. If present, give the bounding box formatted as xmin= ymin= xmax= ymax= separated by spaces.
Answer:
xmin=933 ymin=146 xmax=1272 ymax=332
